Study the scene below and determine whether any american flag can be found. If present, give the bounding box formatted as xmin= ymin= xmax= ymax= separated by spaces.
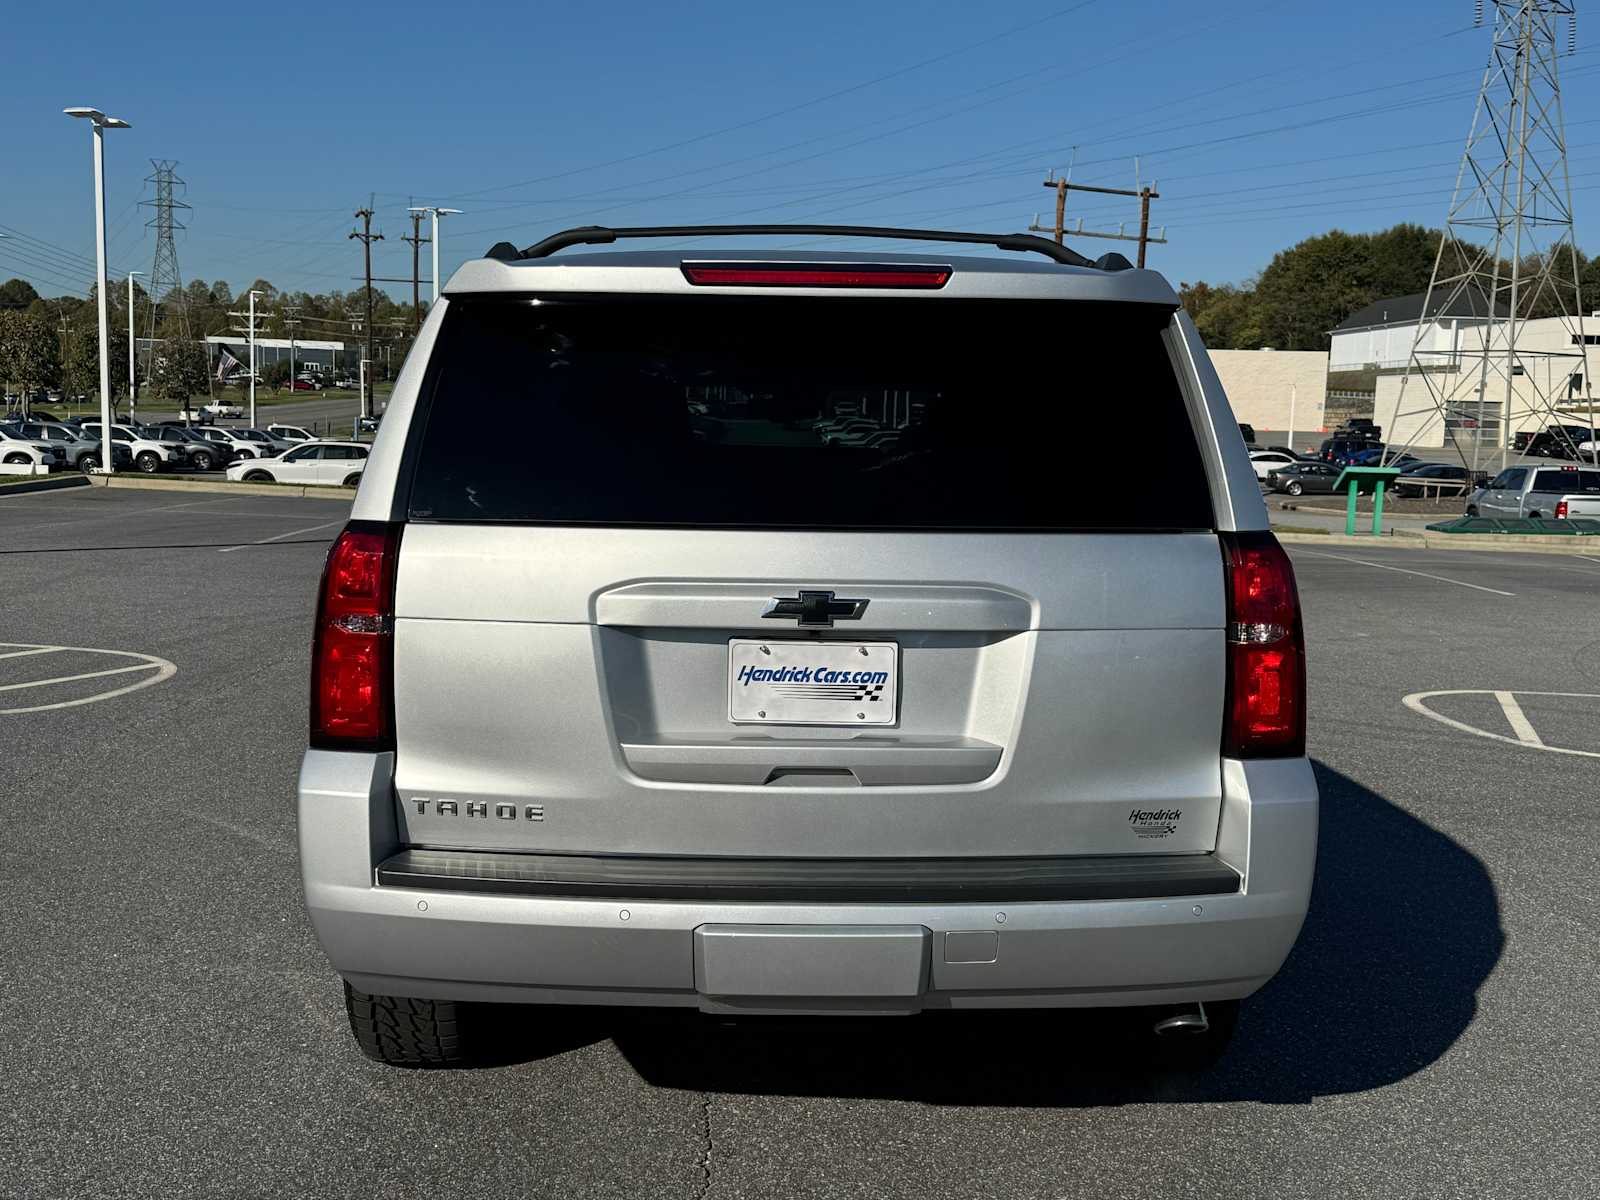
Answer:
xmin=214 ymin=348 xmax=243 ymax=382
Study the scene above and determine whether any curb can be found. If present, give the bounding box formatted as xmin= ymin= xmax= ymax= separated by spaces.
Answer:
xmin=86 ymin=475 xmax=353 ymax=501
xmin=1273 ymin=529 xmax=1600 ymax=556
xmin=0 ymin=474 xmax=94 ymax=497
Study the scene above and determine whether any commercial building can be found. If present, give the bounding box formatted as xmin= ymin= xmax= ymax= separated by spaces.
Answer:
xmin=1210 ymin=349 xmax=1328 ymax=447
xmin=204 ymin=336 xmax=347 ymax=378
xmin=1328 ymin=290 xmax=1502 ymax=372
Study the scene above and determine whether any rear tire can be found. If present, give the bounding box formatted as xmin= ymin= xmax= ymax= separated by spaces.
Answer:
xmin=1146 ymin=999 xmax=1240 ymax=1073
xmin=135 ymin=451 xmax=160 ymax=474
xmin=1285 ymin=481 xmax=1304 ymax=496
xmin=344 ymin=982 xmax=468 ymax=1067
xmin=342 ymin=472 xmax=362 ymax=487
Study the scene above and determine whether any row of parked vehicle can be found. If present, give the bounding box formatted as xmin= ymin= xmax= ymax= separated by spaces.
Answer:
xmin=1247 ymin=446 xmax=1479 ymax=499
xmin=0 ymin=416 xmax=370 ymax=487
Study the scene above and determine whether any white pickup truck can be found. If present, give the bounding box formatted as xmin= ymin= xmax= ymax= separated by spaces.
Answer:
xmin=203 ymin=399 xmax=244 ymax=419
xmin=1467 ymin=465 xmax=1600 ymax=518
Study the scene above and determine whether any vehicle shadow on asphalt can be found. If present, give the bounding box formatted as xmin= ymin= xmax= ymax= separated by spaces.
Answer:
xmin=608 ymin=761 xmax=1505 ymax=1105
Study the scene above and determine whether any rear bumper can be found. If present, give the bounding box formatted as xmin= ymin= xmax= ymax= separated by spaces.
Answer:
xmin=299 ymin=752 xmax=1317 ymax=1013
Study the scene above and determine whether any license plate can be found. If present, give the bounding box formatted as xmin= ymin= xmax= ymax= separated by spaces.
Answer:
xmin=728 ymin=639 xmax=898 ymax=726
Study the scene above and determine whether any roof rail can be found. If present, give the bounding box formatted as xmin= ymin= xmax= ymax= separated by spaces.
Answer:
xmin=490 ymin=224 xmax=1097 ymax=268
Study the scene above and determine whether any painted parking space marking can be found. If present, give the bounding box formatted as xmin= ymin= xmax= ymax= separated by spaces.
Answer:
xmin=0 ymin=643 xmax=176 ymax=714
xmin=217 ymin=518 xmax=343 ymax=553
xmin=1492 ymin=691 xmax=1545 ymax=746
xmin=1403 ymin=689 xmax=1600 ymax=759
xmin=1294 ymin=549 xmax=1515 ymax=596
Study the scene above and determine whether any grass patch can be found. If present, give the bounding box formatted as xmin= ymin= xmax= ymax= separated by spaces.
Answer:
xmin=1270 ymin=524 xmax=1330 ymax=535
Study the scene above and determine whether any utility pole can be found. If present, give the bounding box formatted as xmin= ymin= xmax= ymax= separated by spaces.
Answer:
xmin=350 ymin=206 xmax=382 ymax=419
xmin=284 ymin=306 xmax=301 ymax=394
xmin=126 ymin=271 xmax=141 ymax=419
xmin=402 ymin=211 xmax=429 ymax=335
xmin=227 ymin=290 xmax=266 ymax=426
xmin=1029 ymin=168 xmax=1166 ymax=265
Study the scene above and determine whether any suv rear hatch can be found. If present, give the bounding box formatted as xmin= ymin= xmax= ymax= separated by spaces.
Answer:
xmin=387 ymin=286 xmax=1228 ymax=859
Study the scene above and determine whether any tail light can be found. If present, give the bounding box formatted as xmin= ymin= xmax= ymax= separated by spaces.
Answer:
xmin=311 ymin=522 xmax=400 ymax=750
xmin=1220 ymin=531 xmax=1305 ymax=758
xmin=1556 ymin=499 xmax=1569 ymax=519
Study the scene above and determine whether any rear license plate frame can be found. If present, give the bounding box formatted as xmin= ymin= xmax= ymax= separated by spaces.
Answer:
xmin=728 ymin=638 xmax=899 ymax=727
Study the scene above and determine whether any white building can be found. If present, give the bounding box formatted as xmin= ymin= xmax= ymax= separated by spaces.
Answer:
xmin=1371 ymin=314 xmax=1600 ymax=449
xmin=204 ymin=336 xmax=347 ymax=377
xmin=1328 ymin=291 xmax=1501 ymax=372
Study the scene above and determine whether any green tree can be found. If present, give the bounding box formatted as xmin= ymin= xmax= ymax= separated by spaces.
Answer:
xmin=0 ymin=278 xmax=41 ymax=311
xmin=62 ymin=319 xmax=130 ymax=410
xmin=0 ymin=310 xmax=62 ymax=414
xmin=149 ymin=339 xmax=210 ymax=403
xmin=262 ymin=359 xmax=291 ymax=393
xmin=1179 ymin=280 xmax=1266 ymax=349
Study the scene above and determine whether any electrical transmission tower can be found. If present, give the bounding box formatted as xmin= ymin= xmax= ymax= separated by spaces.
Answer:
xmin=140 ymin=160 xmax=193 ymax=381
xmin=1387 ymin=2 xmax=1596 ymax=473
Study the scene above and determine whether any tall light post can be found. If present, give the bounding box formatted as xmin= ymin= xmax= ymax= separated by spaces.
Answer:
xmin=64 ymin=107 xmax=131 ymax=474
xmin=126 ymin=270 xmax=142 ymax=422
xmin=408 ymin=206 xmax=463 ymax=304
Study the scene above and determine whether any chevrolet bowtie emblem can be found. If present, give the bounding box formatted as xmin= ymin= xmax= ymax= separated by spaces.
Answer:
xmin=761 ymin=590 xmax=869 ymax=629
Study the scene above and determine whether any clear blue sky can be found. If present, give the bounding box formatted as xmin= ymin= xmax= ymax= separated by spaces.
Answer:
xmin=2 ymin=0 xmax=1596 ymax=302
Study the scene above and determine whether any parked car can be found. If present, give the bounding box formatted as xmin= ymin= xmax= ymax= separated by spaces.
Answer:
xmin=174 ymin=406 xmax=213 ymax=425
xmin=1237 ymin=422 xmax=1257 ymax=446
xmin=1335 ymin=419 xmax=1381 ymax=439
xmin=281 ymin=378 xmax=320 ymax=392
xmin=244 ymin=428 xmax=295 ymax=455
xmin=1467 ymin=464 xmax=1600 ymax=518
xmin=1515 ymin=424 xmax=1595 ymax=454
xmin=1319 ymin=436 xmax=1383 ymax=466
xmin=203 ymin=399 xmax=245 ymax=419
xmin=1266 ymin=461 xmax=1342 ymax=495
xmin=127 ymin=424 xmax=207 ymax=470
xmin=145 ymin=424 xmax=229 ymax=471
xmin=0 ymin=424 xmax=67 ymax=471
xmin=357 ymin=413 xmax=381 ymax=433
xmin=298 ymin=225 xmax=1316 ymax=1070
xmin=227 ymin=440 xmax=369 ymax=486
xmin=194 ymin=427 xmax=275 ymax=459
xmin=1248 ymin=450 xmax=1301 ymax=480
xmin=1392 ymin=463 xmax=1472 ymax=498
xmin=10 ymin=420 xmax=108 ymax=471
xmin=78 ymin=423 xmax=178 ymax=473
xmin=266 ymin=424 xmax=314 ymax=443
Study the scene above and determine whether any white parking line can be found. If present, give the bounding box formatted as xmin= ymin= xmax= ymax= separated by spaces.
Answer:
xmin=1293 ymin=549 xmax=1515 ymax=596
xmin=217 ymin=519 xmax=343 ymax=553
xmin=0 ymin=646 xmax=65 ymax=662
xmin=1492 ymin=691 xmax=1545 ymax=746
xmin=1578 ymin=555 xmax=1600 ymax=565
xmin=0 ymin=662 xmax=162 ymax=693
xmin=1403 ymin=689 xmax=1600 ymax=759
xmin=0 ymin=642 xmax=176 ymax=714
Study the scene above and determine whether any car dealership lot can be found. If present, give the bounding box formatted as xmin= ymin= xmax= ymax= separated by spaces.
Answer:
xmin=4 ymin=489 xmax=1597 ymax=1200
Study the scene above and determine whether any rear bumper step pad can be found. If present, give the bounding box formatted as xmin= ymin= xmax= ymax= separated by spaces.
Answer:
xmin=376 ymin=849 xmax=1241 ymax=903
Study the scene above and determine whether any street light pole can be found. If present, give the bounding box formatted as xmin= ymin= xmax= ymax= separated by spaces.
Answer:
xmin=408 ymin=206 xmax=463 ymax=304
xmin=126 ymin=270 xmax=142 ymax=422
xmin=65 ymin=107 xmax=131 ymax=474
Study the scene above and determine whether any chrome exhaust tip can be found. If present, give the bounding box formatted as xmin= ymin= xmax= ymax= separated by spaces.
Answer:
xmin=1152 ymin=1002 xmax=1210 ymax=1037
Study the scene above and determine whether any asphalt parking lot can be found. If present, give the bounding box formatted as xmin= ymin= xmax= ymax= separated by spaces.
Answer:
xmin=4 ymin=488 xmax=1597 ymax=1200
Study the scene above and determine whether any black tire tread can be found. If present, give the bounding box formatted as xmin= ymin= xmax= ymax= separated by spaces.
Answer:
xmin=344 ymin=982 xmax=468 ymax=1067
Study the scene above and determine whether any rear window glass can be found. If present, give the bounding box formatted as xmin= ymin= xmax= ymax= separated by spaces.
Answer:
xmin=406 ymin=296 xmax=1211 ymax=530
xmin=1533 ymin=469 xmax=1600 ymax=492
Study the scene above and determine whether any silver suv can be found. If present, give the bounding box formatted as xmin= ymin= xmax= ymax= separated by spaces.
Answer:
xmin=299 ymin=225 xmax=1317 ymax=1068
